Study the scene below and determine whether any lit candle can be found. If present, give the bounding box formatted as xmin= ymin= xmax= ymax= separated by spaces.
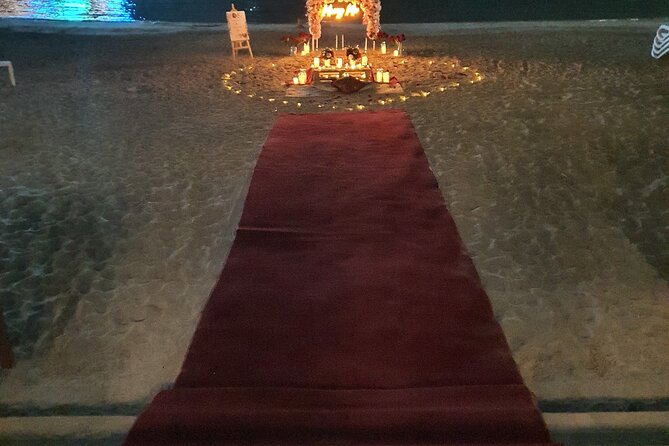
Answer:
xmin=303 ymin=43 xmax=310 ymax=54
xmin=375 ymin=69 xmax=383 ymax=83
xmin=293 ymin=77 xmax=299 ymax=85
xmin=350 ymin=60 xmax=356 ymax=69
xmin=336 ymin=58 xmax=343 ymax=69
xmin=361 ymin=54 xmax=368 ymax=66
xmin=313 ymin=57 xmax=320 ymax=68
xmin=298 ymin=69 xmax=307 ymax=85
xmin=324 ymin=58 xmax=331 ymax=67
xmin=393 ymin=49 xmax=399 ymax=57
xmin=382 ymin=71 xmax=390 ymax=83
xmin=381 ymin=42 xmax=387 ymax=54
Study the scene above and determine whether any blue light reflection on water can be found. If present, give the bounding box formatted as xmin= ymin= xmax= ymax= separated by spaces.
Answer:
xmin=0 ymin=0 xmax=138 ymax=22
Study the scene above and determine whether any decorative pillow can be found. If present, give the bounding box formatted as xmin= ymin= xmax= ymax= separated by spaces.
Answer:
xmin=332 ymin=77 xmax=367 ymax=94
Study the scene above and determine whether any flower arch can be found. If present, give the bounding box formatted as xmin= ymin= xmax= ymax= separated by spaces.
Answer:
xmin=307 ymin=0 xmax=381 ymax=40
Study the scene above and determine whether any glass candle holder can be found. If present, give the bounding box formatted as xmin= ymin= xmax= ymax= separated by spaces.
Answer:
xmin=298 ymin=69 xmax=308 ymax=85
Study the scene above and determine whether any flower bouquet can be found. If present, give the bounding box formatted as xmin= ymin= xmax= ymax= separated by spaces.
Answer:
xmin=390 ymin=33 xmax=406 ymax=55
xmin=346 ymin=46 xmax=361 ymax=61
xmin=321 ymin=48 xmax=335 ymax=60
xmin=280 ymin=32 xmax=312 ymax=55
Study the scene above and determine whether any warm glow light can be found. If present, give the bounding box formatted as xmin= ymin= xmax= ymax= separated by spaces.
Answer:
xmin=321 ymin=2 xmax=361 ymax=20
xmin=298 ymin=69 xmax=308 ymax=85
xmin=221 ymin=60 xmax=485 ymax=111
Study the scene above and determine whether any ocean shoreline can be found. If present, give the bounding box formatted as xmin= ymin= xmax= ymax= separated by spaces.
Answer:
xmin=0 ymin=17 xmax=666 ymax=35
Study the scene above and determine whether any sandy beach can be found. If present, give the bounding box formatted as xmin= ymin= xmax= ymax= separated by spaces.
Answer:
xmin=0 ymin=20 xmax=668 ymax=418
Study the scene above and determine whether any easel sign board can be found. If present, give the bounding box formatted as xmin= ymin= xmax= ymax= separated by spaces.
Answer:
xmin=226 ymin=5 xmax=253 ymax=58
xmin=226 ymin=9 xmax=249 ymax=42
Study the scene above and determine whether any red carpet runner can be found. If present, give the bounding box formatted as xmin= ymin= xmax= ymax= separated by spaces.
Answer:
xmin=124 ymin=110 xmax=560 ymax=445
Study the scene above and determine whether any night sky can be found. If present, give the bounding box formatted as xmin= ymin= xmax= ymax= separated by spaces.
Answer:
xmin=132 ymin=0 xmax=669 ymax=23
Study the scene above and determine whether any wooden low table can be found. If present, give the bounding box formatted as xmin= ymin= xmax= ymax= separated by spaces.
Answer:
xmin=313 ymin=67 xmax=371 ymax=82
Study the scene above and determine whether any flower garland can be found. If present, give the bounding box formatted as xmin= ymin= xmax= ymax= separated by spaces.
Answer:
xmin=306 ymin=0 xmax=381 ymax=40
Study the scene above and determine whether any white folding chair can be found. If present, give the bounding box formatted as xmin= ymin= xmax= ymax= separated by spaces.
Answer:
xmin=651 ymin=24 xmax=668 ymax=59
xmin=0 ymin=61 xmax=16 ymax=87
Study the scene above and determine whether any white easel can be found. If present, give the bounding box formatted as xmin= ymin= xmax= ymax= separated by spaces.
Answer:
xmin=226 ymin=4 xmax=253 ymax=59
xmin=0 ymin=61 xmax=15 ymax=87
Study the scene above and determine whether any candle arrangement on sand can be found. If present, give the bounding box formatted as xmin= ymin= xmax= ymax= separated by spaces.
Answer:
xmin=288 ymin=32 xmax=407 ymax=87
xmin=221 ymin=53 xmax=485 ymax=113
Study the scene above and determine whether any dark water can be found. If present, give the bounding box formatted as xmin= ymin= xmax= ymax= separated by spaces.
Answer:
xmin=0 ymin=0 xmax=667 ymax=23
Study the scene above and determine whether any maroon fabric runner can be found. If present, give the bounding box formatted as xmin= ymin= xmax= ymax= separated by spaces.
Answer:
xmin=124 ymin=110 xmax=559 ymax=445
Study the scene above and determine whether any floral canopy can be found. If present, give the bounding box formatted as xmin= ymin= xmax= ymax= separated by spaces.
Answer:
xmin=307 ymin=0 xmax=382 ymax=40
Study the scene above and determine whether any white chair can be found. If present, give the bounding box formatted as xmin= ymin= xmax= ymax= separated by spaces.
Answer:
xmin=651 ymin=24 xmax=668 ymax=59
xmin=1 ymin=61 xmax=15 ymax=87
